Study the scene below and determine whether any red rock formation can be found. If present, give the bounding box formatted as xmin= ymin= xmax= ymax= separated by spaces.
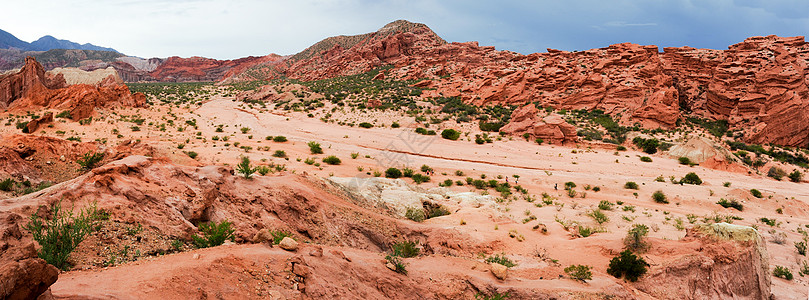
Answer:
xmin=636 ymin=223 xmax=770 ymax=299
xmin=228 ymin=20 xmax=808 ymax=147
xmin=25 ymin=112 xmax=52 ymax=133
xmin=148 ymin=55 xmax=280 ymax=82
xmin=500 ymin=105 xmax=578 ymax=143
xmin=662 ymin=35 xmax=809 ymax=147
xmin=0 ymin=57 xmax=146 ymax=120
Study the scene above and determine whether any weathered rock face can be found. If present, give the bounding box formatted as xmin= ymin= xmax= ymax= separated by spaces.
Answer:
xmin=662 ymin=35 xmax=809 ymax=147
xmin=500 ymin=105 xmax=578 ymax=143
xmin=229 ymin=20 xmax=809 ymax=147
xmin=146 ymin=55 xmax=279 ymax=82
xmin=0 ymin=213 xmax=59 ymax=300
xmin=636 ymin=223 xmax=770 ymax=300
xmin=0 ymin=57 xmax=146 ymax=120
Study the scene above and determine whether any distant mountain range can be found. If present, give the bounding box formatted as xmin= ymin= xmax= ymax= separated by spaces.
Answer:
xmin=0 ymin=28 xmax=117 ymax=52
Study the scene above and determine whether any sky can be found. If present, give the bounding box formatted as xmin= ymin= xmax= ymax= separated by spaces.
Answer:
xmin=2 ymin=0 xmax=808 ymax=59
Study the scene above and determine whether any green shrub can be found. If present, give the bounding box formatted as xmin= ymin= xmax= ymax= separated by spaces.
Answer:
xmin=426 ymin=205 xmax=451 ymax=219
xmin=307 ymin=141 xmax=323 ymax=154
xmin=652 ymin=190 xmax=668 ymax=204
xmin=588 ymin=209 xmax=609 ymax=224
xmin=577 ymin=226 xmax=594 ymax=237
xmin=616 ymin=146 xmax=627 ymax=151
xmin=717 ymin=198 xmax=743 ymax=211
xmin=273 ymin=150 xmax=287 ymax=158
xmin=441 ymin=129 xmax=461 ymax=140
xmin=25 ymin=201 xmax=101 ymax=270
xmin=269 ymin=230 xmax=293 ymax=245
xmin=795 ymin=240 xmax=807 ymax=256
xmin=485 ymin=253 xmax=516 ymax=268
xmin=236 ymin=156 xmax=257 ymax=179
xmin=441 ymin=179 xmax=453 ymax=187
xmin=750 ymin=189 xmax=763 ymax=198
xmin=359 ymin=122 xmax=373 ymax=128
xmin=535 ymin=138 xmax=544 ymax=145
xmin=273 ymin=136 xmax=287 ymax=142
xmin=385 ymin=254 xmax=407 ymax=274
xmin=624 ymin=224 xmax=649 ymax=252
xmin=774 ymin=265 xmax=793 ymax=280
xmin=391 ymin=241 xmax=420 ymax=258
xmin=564 ymin=264 xmax=593 ymax=282
xmin=607 ymin=250 xmax=648 ymax=282
xmin=680 ymin=172 xmax=702 ymax=185
xmin=624 ymin=181 xmax=639 ymax=190
xmin=351 ymin=152 xmax=359 ymax=159
xmin=768 ymin=166 xmax=786 ymax=181
xmin=76 ymin=151 xmax=104 ymax=170
xmin=384 ymin=168 xmax=402 ymax=178
xmin=640 ymin=156 xmax=652 ymax=162
xmin=0 ymin=178 xmax=14 ymax=192
xmin=475 ymin=291 xmax=511 ymax=300
xmin=412 ymin=174 xmax=430 ymax=184
xmin=184 ymin=151 xmax=198 ymax=159
xmin=789 ymin=170 xmax=803 ymax=183
xmin=256 ymin=166 xmax=271 ymax=175
xmin=391 ymin=122 xmax=400 ymax=128
xmin=405 ymin=207 xmax=425 ymax=222
xmin=322 ymin=156 xmax=341 ymax=165
xmin=240 ymin=127 xmax=250 ymax=134
xmin=598 ymin=200 xmax=614 ymax=211
xmin=632 ymin=137 xmax=660 ymax=154
xmin=55 ymin=110 xmax=72 ymax=119
xmin=191 ymin=220 xmax=235 ymax=248
xmin=760 ymin=217 xmax=777 ymax=226
xmin=678 ymin=156 xmax=691 ymax=165
xmin=564 ymin=181 xmax=576 ymax=190
xmin=402 ymin=168 xmax=415 ymax=177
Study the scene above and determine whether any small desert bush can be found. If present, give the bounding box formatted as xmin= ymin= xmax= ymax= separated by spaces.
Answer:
xmin=640 ymin=156 xmax=652 ymax=162
xmin=322 ymin=155 xmax=341 ymax=165
xmin=652 ymin=190 xmax=668 ymax=204
xmin=680 ymin=172 xmax=702 ymax=185
xmin=774 ymin=265 xmax=793 ymax=280
xmin=411 ymin=174 xmax=430 ymax=184
xmin=678 ymin=156 xmax=691 ymax=165
xmin=405 ymin=207 xmax=425 ymax=222
xmin=272 ymin=150 xmax=287 ymax=158
xmin=750 ymin=189 xmax=763 ymax=198
xmin=402 ymin=168 xmax=415 ymax=177
xmin=359 ymin=122 xmax=373 ymax=128
xmin=607 ymin=250 xmax=648 ymax=282
xmin=768 ymin=166 xmax=786 ymax=181
xmin=624 ymin=181 xmax=639 ymax=190
xmin=564 ymin=264 xmax=593 ymax=282
xmin=385 ymin=168 xmax=402 ymax=178
xmin=0 ymin=178 xmax=14 ymax=191
xmin=385 ymin=254 xmax=407 ymax=275
xmin=441 ymin=129 xmax=461 ymax=140
xmin=717 ymin=198 xmax=743 ymax=211
xmin=77 ymin=151 xmax=105 ymax=170
xmin=485 ymin=253 xmax=516 ymax=268
xmin=624 ymin=224 xmax=649 ymax=252
xmin=307 ymin=141 xmax=323 ymax=154
xmin=391 ymin=241 xmax=420 ymax=258
xmin=269 ymin=230 xmax=293 ymax=245
xmin=789 ymin=170 xmax=803 ymax=182
xmin=598 ymin=200 xmax=614 ymax=211
xmin=588 ymin=209 xmax=609 ymax=224
xmin=191 ymin=220 xmax=235 ymax=248
xmin=25 ymin=201 xmax=102 ymax=270
xmin=272 ymin=136 xmax=287 ymax=142
xmin=236 ymin=156 xmax=257 ymax=179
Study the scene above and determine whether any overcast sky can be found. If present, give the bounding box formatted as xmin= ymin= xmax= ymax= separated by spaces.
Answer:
xmin=2 ymin=0 xmax=808 ymax=59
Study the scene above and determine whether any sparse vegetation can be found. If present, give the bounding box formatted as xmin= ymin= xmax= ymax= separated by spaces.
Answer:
xmin=774 ymin=265 xmax=793 ymax=280
xmin=307 ymin=141 xmax=323 ymax=154
xmin=624 ymin=224 xmax=649 ymax=252
xmin=564 ymin=264 xmax=593 ymax=282
xmin=680 ymin=172 xmax=702 ymax=185
xmin=607 ymin=250 xmax=648 ymax=282
xmin=236 ymin=156 xmax=258 ymax=179
xmin=652 ymin=190 xmax=668 ymax=204
xmin=25 ymin=201 xmax=102 ymax=270
xmin=485 ymin=253 xmax=516 ymax=268
xmin=191 ymin=220 xmax=235 ymax=248
xmin=322 ymin=155 xmax=341 ymax=165
xmin=76 ymin=151 xmax=104 ymax=170
xmin=624 ymin=181 xmax=639 ymax=190
xmin=717 ymin=198 xmax=743 ymax=211
xmin=385 ymin=167 xmax=402 ymax=178
xmin=749 ymin=189 xmax=763 ymax=198
xmin=440 ymin=129 xmax=461 ymax=140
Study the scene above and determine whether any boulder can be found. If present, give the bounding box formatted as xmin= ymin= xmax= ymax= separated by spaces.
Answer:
xmin=279 ymin=237 xmax=298 ymax=251
xmin=489 ymin=263 xmax=508 ymax=280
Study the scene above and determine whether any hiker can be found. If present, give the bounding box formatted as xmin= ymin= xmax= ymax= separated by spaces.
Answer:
xmin=554 ymin=183 xmax=558 ymax=190
xmin=506 ymin=177 xmax=509 ymax=183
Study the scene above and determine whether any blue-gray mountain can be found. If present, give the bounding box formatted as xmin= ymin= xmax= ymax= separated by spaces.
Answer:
xmin=0 ymin=29 xmax=117 ymax=52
